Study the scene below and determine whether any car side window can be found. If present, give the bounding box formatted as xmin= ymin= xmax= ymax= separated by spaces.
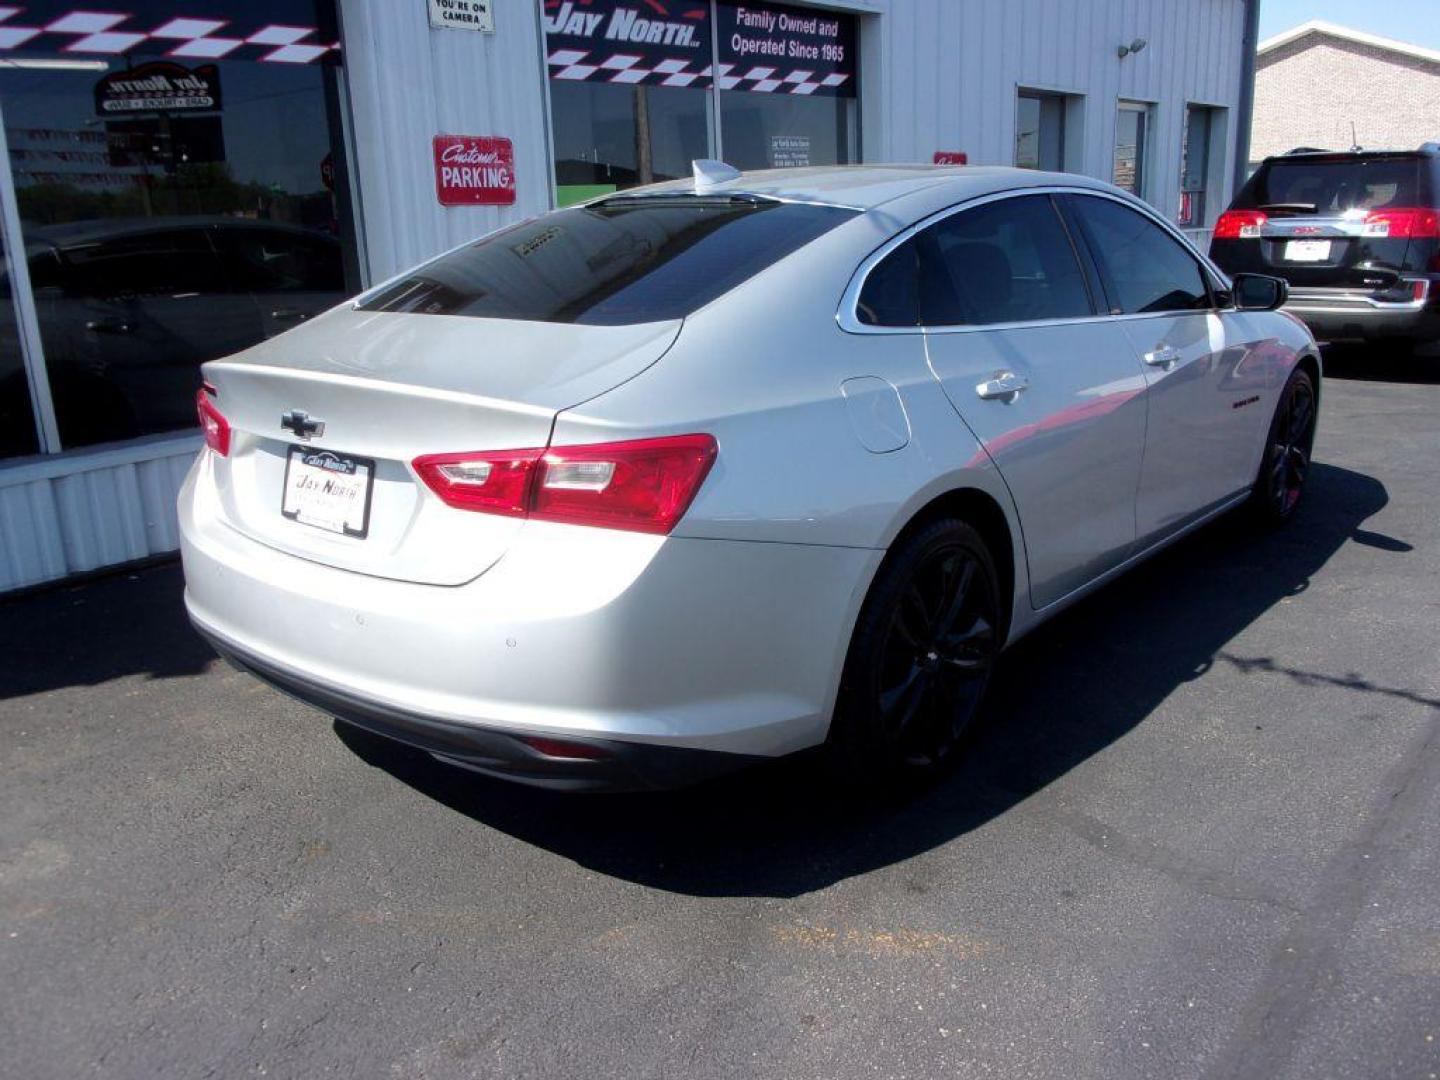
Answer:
xmin=856 ymin=239 xmax=920 ymax=327
xmin=1067 ymin=195 xmax=1211 ymax=314
xmin=917 ymin=194 xmax=1093 ymax=327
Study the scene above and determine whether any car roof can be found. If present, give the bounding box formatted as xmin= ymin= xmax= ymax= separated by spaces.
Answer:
xmin=619 ymin=164 xmax=1121 ymax=211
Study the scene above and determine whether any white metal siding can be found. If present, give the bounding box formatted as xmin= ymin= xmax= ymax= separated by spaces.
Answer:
xmin=337 ymin=0 xmax=554 ymax=282
xmin=873 ymin=0 xmax=1247 ymax=227
xmin=0 ymin=436 xmax=199 ymax=593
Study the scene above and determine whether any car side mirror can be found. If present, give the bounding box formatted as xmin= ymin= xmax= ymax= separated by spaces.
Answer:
xmin=1231 ymin=273 xmax=1287 ymax=312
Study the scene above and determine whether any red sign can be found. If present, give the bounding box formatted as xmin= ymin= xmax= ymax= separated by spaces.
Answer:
xmin=933 ymin=151 xmax=968 ymax=165
xmin=433 ymin=134 xmax=515 ymax=206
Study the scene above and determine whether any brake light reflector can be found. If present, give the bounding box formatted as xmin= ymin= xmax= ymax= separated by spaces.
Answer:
xmin=520 ymin=736 xmax=613 ymax=761
xmin=412 ymin=434 xmax=717 ymax=534
xmin=1361 ymin=207 xmax=1440 ymax=239
xmin=412 ymin=448 xmax=542 ymax=517
xmin=196 ymin=388 xmax=230 ymax=457
xmin=1214 ymin=209 xmax=1267 ymax=239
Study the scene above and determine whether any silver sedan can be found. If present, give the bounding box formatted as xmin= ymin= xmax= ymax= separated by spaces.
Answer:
xmin=179 ymin=163 xmax=1319 ymax=790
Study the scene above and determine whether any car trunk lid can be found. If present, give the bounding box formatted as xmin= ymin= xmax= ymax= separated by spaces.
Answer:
xmin=202 ymin=304 xmax=680 ymax=586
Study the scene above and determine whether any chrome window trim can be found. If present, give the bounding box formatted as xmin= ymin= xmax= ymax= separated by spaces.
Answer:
xmin=837 ymin=185 xmax=1235 ymax=336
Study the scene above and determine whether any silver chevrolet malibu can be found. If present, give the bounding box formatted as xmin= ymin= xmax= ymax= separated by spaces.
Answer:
xmin=180 ymin=163 xmax=1320 ymax=791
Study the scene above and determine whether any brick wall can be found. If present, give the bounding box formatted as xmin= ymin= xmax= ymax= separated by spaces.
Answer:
xmin=1251 ymin=35 xmax=1440 ymax=162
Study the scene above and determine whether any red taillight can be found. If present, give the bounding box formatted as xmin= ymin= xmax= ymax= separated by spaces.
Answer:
xmin=1214 ymin=209 xmax=1267 ymax=239
xmin=196 ymin=388 xmax=230 ymax=457
xmin=1361 ymin=207 xmax=1440 ymax=239
xmin=412 ymin=434 xmax=717 ymax=535
xmin=412 ymin=448 xmax=543 ymax=517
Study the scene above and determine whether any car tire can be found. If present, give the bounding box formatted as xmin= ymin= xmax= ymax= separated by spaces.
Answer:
xmin=1250 ymin=365 xmax=1318 ymax=525
xmin=828 ymin=517 xmax=1001 ymax=789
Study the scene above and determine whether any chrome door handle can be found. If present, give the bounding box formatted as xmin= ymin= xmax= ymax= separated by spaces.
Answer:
xmin=1144 ymin=345 xmax=1181 ymax=367
xmin=975 ymin=371 xmax=1029 ymax=401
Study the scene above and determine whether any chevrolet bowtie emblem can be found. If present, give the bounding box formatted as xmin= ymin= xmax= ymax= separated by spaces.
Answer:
xmin=280 ymin=410 xmax=325 ymax=440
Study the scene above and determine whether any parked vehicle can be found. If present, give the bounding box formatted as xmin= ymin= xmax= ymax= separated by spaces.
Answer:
xmin=180 ymin=163 xmax=1317 ymax=791
xmin=1210 ymin=144 xmax=1440 ymax=354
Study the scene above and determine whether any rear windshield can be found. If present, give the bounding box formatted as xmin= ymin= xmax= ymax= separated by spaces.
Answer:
xmin=1236 ymin=156 xmax=1429 ymax=214
xmin=358 ymin=197 xmax=856 ymax=325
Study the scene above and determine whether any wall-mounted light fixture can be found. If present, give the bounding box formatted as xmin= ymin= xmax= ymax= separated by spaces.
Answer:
xmin=1117 ymin=38 xmax=1147 ymax=59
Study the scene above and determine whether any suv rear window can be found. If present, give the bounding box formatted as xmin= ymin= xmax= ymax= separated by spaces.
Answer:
xmin=1235 ymin=156 xmax=1428 ymax=214
xmin=358 ymin=197 xmax=856 ymax=326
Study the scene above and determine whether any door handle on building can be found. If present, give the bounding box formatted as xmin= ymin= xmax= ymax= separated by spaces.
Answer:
xmin=975 ymin=371 xmax=1029 ymax=401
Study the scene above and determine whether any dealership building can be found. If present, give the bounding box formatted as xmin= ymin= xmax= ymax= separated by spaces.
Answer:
xmin=0 ymin=0 xmax=1255 ymax=592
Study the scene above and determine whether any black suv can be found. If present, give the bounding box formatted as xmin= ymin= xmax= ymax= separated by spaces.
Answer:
xmin=1210 ymin=144 xmax=1440 ymax=353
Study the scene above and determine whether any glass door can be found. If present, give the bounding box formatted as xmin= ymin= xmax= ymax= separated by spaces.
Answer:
xmin=1114 ymin=101 xmax=1149 ymax=197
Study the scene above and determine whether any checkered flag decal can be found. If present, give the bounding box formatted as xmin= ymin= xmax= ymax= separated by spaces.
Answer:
xmin=548 ymin=50 xmax=853 ymax=96
xmin=0 ymin=6 xmax=338 ymax=63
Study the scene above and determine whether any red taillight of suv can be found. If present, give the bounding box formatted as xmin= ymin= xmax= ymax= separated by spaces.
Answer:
xmin=196 ymin=388 xmax=230 ymax=457
xmin=1361 ymin=207 xmax=1440 ymax=239
xmin=1214 ymin=209 xmax=1267 ymax=239
xmin=413 ymin=434 xmax=718 ymax=535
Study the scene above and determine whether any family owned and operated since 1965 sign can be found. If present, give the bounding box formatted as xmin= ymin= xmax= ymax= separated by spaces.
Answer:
xmin=542 ymin=0 xmax=856 ymax=96
xmin=427 ymin=0 xmax=494 ymax=33
xmin=433 ymin=135 xmax=515 ymax=205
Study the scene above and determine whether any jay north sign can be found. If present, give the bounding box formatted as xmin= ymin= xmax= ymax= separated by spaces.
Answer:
xmin=543 ymin=1 xmax=707 ymax=50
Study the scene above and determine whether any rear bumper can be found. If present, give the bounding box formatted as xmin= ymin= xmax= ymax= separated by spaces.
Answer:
xmin=1283 ymin=282 xmax=1440 ymax=343
xmin=201 ymin=628 xmax=755 ymax=790
xmin=179 ymin=452 xmax=879 ymax=780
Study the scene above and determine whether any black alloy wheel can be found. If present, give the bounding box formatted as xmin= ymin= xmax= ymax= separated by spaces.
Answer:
xmin=1255 ymin=367 xmax=1317 ymax=524
xmin=831 ymin=518 xmax=1001 ymax=786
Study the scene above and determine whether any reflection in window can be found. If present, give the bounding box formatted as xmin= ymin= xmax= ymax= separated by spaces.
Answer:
xmin=0 ymin=226 xmax=42 ymax=459
xmin=361 ymin=198 xmax=856 ymax=326
xmin=550 ymin=81 xmax=711 ymax=207
xmin=1 ymin=55 xmax=356 ymax=450
xmin=1069 ymin=196 xmax=1210 ymax=314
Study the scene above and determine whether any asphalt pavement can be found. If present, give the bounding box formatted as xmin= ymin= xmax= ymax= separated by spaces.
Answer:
xmin=2 ymin=346 xmax=1438 ymax=1080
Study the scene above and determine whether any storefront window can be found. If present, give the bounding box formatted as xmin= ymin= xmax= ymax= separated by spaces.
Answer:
xmin=0 ymin=1 xmax=357 ymax=453
xmin=715 ymin=1 xmax=857 ymax=171
xmin=550 ymin=81 xmax=711 ymax=204
xmin=0 ymin=220 xmax=41 ymax=458
xmin=543 ymin=0 xmax=858 ymax=205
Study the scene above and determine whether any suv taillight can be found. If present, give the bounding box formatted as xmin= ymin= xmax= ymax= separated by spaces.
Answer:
xmin=196 ymin=388 xmax=230 ymax=457
xmin=413 ymin=434 xmax=718 ymax=535
xmin=1361 ymin=207 xmax=1440 ymax=239
xmin=1214 ymin=209 xmax=1267 ymax=239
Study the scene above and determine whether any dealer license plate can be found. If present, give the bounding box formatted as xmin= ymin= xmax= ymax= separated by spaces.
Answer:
xmin=281 ymin=446 xmax=375 ymax=538
xmin=1284 ymin=239 xmax=1331 ymax=262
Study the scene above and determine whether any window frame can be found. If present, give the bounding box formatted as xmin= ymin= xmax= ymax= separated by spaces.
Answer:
xmin=838 ymin=186 xmax=1234 ymax=336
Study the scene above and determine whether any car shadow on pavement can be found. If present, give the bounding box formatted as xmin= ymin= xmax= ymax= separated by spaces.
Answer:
xmin=0 ymin=563 xmax=215 ymax=700
xmin=338 ymin=461 xmax=1403 ymax=899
